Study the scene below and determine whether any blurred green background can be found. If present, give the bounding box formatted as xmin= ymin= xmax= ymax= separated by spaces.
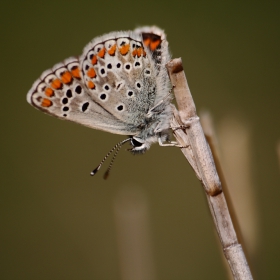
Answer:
xmin=1 ymin=0 xmax=279 ymax=279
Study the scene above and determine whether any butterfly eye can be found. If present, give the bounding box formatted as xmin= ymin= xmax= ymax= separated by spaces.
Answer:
xmin=129 ymin=137 xmax=148 ymax=154
xmin=131 ymin=138 xmax=142 ymax=147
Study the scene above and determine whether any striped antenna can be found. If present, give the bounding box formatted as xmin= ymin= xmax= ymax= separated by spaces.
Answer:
xmin=90 ymin=138 xmax=131 ymax=177
xmin=103 ymin=143 xmax=123 ymax=179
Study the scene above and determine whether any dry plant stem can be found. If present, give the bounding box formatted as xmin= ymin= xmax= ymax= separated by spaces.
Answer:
xmin=166 ymin=58 xmax=253 ymax=280
xmin=200 ymin=112 xmax=248 ymax=257
xmin=200 ymin=112 xmax=250 ymax=279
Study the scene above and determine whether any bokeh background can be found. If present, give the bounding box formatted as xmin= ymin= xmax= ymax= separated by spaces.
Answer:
xmin=1 ymin=1 xmax=279 ymax=279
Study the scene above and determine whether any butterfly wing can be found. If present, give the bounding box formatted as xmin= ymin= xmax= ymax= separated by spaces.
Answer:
xmin=27 ymin=27 xmax=171 ymax=139
xmin=134 ymin=26 xmax=171 ymax=103
xmin=79 ymin=31 xmax=156 ymax=131
xmin=79 ymin=29 xmax=171 ymax=132
xmin=27 ymin=57 xmax=136 ymax=135
xmin=134 ymin=26 xmax=169 ymax=68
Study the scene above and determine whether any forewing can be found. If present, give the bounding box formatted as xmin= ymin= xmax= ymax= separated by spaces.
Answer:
xmin=80 ymin=31 xmax=157 ymax=128
xmin=27 ymin=57 xmax=134 ymax=135
xmin=27 ymin=27 xmax=171 ymax=136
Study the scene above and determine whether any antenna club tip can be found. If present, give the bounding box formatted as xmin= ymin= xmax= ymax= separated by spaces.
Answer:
xmin=103 ymin=171 xmax=110 ymax=180
xmin=90 ymin=166 xmax=100 ymax=176
xmin=90 ymin=138 xmax=130 ymax=178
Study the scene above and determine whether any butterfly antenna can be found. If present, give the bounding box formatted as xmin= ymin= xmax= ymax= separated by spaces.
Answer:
xmin=103 ymin=144 xmax=123 ymax=180
xmin=90 ymin=138 xmax=130 ymax=177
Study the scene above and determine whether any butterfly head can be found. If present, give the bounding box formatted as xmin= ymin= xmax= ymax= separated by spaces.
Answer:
xmin=129 ymin=126 xmax=171 ymax=154
xmin=129 ymin=136 xmax=149 ymax=154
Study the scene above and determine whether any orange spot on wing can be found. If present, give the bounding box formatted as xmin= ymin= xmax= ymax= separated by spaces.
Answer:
xmin=61 ymin=71 xmax=72 ymax=84
xmin=87 ymin=68 xmax=96 ymax=78
xmin=41 ymin=98 xmax=52 ymax=107
xmin=119 ymin=44 xmax=130 ymax=55
xmin=51 ymin=79 xmax=62 ymax=89
xmin=71 ymin=66 xmax=81 ymax=79
xmin=88 ymin=81 xmax=95 ymax=89
xmin=143 ymin=38 xmax=151 ymax=47
xmin=108 ymin=44 xmax=116 ymax=56
xmin=150 ymin=39 xmax=161 ymax=51
xmin=91 ymin=55 xmax=97 ymax=65
xmin=98 ymin=48 xmax=106 ymax=58
xmin=45 ymin=87 xmax=54 ymax=97
xmin=137 ymin=47 xmax=144 ymax=57
xmin=132 ymin=47 xmax=146 ymax=58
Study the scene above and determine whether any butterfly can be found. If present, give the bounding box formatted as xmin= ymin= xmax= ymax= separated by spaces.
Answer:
xmin=27 ymin=26 xmax=176 ymax=177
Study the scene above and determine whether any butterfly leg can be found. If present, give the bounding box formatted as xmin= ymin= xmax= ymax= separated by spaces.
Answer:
xmin=170 ymin=120 xmax=193 ymax=131
xmin=158 ymin=137 xmax=184 ymax=148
